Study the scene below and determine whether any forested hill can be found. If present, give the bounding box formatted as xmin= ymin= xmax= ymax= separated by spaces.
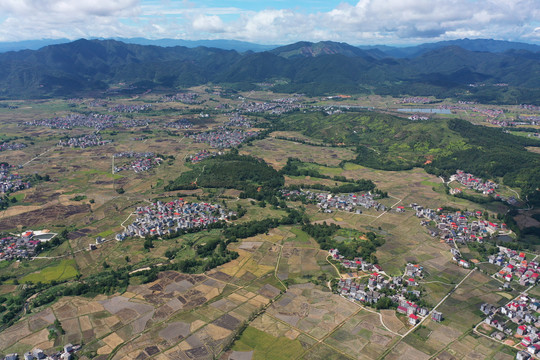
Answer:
xmin=0 ymin=38 xmax=540 ymax=103
xmin=276 ymin=112 xmax=540 ymax=200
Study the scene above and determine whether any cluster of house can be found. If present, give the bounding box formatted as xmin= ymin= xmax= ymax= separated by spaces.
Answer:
xmin=189 ymin=150 xmax=222 ymax=163
xmin=24 ymin=113 xmax=119 ymax=130
xmin=481 ymin=294 xmax=540 ymax=358
xmin=334 ymin=260 xmax=443 ymax=326
xmin=113 ymin=152 xmax=162 ymax=173
xmin=408 ymin=114 xmax=430 ymax=121
xmin=489 ymin=249 xmax=540 ymax=286
xmin=329 ymin=248 xmax=382 ymax=273
xmin=0 ymin=142 xmax=26 ymax=152
xmin=86 ymin=99 xmax=107 ymax=107
xmin=108 ymin=104 xmax=151 ymax=113
xmin=3 ymin=344 xmax=80 ymax=360
xmin=520 ymin=104 xmax=540 ymax=112
xmin=519 ymin=115 xmax=540 ymax=125
xmin=165 ymin=118 xmax=194 ymax=129
xmin=0 ymin=164 xmax=30 ymax=194
xmin=160 ymin=92 xmax=202 ymax=104
xmin=413 ymin=203 xmax=507 ymax=268
xmin=189 ymin=128 xmax=258 ymax=148
xmin=57 ymin=134 xmax=111 ymax=149
xmin=439 ymin=105 xmax=503 ymax=118
xmin=273 ymin=96 xmax=303 ymax=104
xmin=0 ymin=230 xmax=56 ymax=261
xmin=450 ymin=170 xmax=498 ymax=195
xmin=226 ymin=113 xmax=253 ymax=128
xmin=399 ymin=97 xmax=430 ymax=104
xmin=116 ymin=199 xmax=234 ymax=240
xmin=24 ymin=113 xmax=148 ymax=130
xmin=237 ymin=101 xmax=303 ymax=115
xmin=279 ymin=190 xmax=386 ymax=214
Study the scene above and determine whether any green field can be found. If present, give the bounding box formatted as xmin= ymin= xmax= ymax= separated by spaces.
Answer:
xmin=21 ymin=259 xmax=79 ymax=283
xmin=232 ymin=326 xmax=305 ymax=360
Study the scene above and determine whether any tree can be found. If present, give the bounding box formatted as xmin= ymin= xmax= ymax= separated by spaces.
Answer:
xmin=375 ymin=297 xmax=393 ymax=310
xmin=144 ymin=238 xmax=154 ymax=250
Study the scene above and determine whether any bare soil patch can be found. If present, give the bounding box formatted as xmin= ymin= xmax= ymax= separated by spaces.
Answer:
xmin=159 ymin=321 xmax=191 ymax=342
xmin=0 ymin=203 xmax=90 ymax=229
xmin=212 ymin=314 xmax=241 ymax=331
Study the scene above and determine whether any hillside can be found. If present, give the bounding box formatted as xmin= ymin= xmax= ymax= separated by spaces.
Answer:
xmin=270 ymin=41 xmax=379 ymax=59
xmin=0 ymin=39 xmax=539 ymax=103
xmin=363 ymin=38 xmax=540 ymax=58
xmin=277 ymin=111 xmax=540 ymax=197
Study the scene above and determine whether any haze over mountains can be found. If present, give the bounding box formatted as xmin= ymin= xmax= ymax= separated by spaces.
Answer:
xmin=0 ymin=38 xmax=539 ymax=104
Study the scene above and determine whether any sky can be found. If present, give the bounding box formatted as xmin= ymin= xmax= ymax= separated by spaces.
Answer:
xmin=0 ymin=0 xmax=539 ymax=45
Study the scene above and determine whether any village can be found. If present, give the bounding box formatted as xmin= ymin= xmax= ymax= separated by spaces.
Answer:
xmin=0 ymin=142 xmax=26 ymax=152
xmin=480 ymin=285 xmax=540 ymax=360
xmin=225 ymin=113 xmax=253 ymax=128
xmin=333 ymin=258 xmax=443 ymax=327
xmin=165 ymin=118 xmax=194 ymax=129
xmin=24 ymin=113 xmax=119 ymax=130
xmin=449 ymin=170 xmax=520 ymax=206
xmin=413 ymin=202 xmax=509 ymax=268
xmin=116 ymin=199 xmax=235 ymax=241
xmin=0 ymin=163 xmax=30 ymax=194
xmin=160 ymin=92 xmax=202 ymax=104
xmin=108 ymin=103 xmax=151 ymax=113
xmin=57 ymin=134 xmax=111 ymax=149
xmin=280 ymin=189 xmax=387 ymax=213
xmin=189 ymin=149 xmax=221 ymax=163
xmin=113 ymin=152 xmax=162 ymax=173
xmin=188 ymin=128 xmax=258 ymax=148
xmin=450 ymin=169 xmax=499 ymax=195
xmin=23 ymin=113 xmax=148 ymax=130
xmin=3 ymin=343 xmax=80 ymax=360
xmin=0 ymin=230 xmax=56 ymax=261
xmin=237 ymin=99 xmax=304 ymax=115
xmin=399 ymin=97 xmax=431 ymax=104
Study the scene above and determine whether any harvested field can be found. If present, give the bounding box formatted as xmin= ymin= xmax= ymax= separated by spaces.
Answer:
xmin=213 ymin=314 xmax=241 ymax=331
xmin=159 ymin=322 xmax=191 ymax=342
xmin=0 ymin=203 xmax=90 ymax=230
xmin=267 ymin=283 xmax=357 ymax=340
xmin=258 ymin=284 xmax=281 ymax=299
xmin=380 ymin=309 xmax=406 ymax=334
xmin=103 ymin=332 xmax=125 ymax=349
xmin=99 ymin=296 xmax=154 ymax=315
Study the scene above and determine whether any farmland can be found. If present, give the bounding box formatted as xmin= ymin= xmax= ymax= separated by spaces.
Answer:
xmin=0 ymin=88 xmax=538 ymax=360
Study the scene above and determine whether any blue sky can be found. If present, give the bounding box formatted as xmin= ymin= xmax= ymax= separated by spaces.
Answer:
xmin=0 ymin=0 xmax=539 ymax=45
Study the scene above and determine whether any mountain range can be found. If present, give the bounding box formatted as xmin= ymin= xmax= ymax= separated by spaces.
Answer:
xmin=1 ymin=38 xmax=539 ymax=56
xmin=0 ymin=38 xmax=539 ymax=103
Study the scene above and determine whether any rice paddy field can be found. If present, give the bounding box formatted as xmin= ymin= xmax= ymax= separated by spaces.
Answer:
xmin=0 ymin=92 xmax=532 ymax=360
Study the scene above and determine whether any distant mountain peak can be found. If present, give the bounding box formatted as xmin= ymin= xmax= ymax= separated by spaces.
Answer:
xmin=270 ymin=40 xmax=376 ymax=59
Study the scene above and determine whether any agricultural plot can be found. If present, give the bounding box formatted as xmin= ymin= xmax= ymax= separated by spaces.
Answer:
xmin=21 ymin=259 xmax=79 ymax=283
xmin=0 ymin=94 xmax=536 ymax=360
xmin=324 ymin=310 xmax=399 ymax=360
xmin=240 ymin=137 xmax=356 ymax=169
xmin=385 ymin=270 xmax=517 ymax=359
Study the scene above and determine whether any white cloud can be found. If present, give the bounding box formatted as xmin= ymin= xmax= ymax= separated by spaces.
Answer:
xmin=325 ymin=0 xmax=540 ymax=42
xmin=0 ymin=0 xmax=539 ymax=44
xmin=192 ymin=14 xmax=226 ymax=33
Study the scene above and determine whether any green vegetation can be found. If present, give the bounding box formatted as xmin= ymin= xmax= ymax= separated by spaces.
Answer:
xmin=302 ymin=222 xmax=384 ymax=262
xmin=277 ymin=112 xmax=540 ymax=199
xmin=165 ymin=152 xmax=284 ymax=200
xmin=280 ymin=157 xmax=376 ymax=193
xmin=70 ymin=195 xmax=87 ymax=201
xmin=21 ymin=259 xmax=79 ymax=284
xmin=232 ymin=326 xmax=304 ymax=360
